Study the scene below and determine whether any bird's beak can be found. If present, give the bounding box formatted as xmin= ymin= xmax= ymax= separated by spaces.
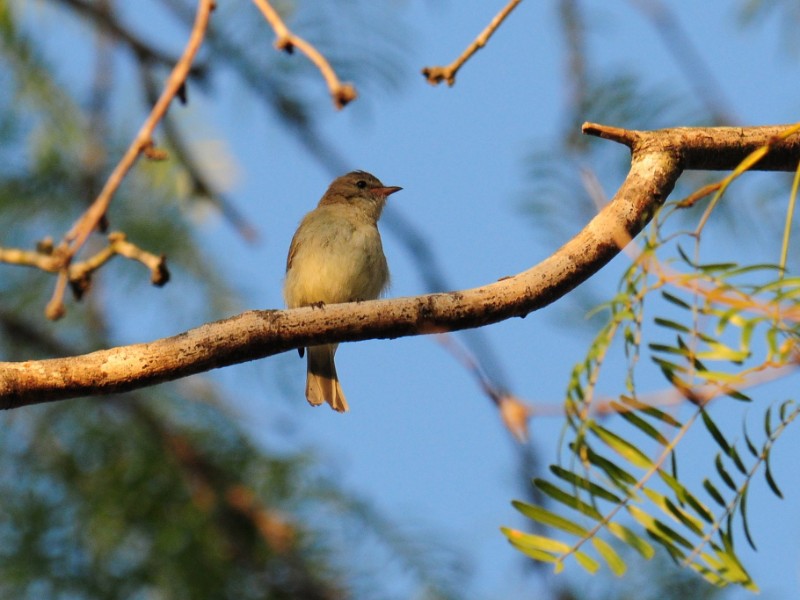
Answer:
xmin=375 ymin=186 xmax=402 ymax=198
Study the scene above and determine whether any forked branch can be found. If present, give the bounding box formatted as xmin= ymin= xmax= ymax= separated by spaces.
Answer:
xmin=42 ymin=0 xmax=215 ymax=320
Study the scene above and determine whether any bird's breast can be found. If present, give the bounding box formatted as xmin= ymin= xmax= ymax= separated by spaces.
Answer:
xmin=284 ymin=210 xmax=389 ymax=308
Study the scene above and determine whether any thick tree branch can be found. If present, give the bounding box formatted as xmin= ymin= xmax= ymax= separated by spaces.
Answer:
xmin=3 ymin=123 xmax=799 ymax=409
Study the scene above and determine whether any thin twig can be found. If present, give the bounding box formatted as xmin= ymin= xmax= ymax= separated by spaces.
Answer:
xmin=48 ymin=0 xmax=214 ymax=318
xmin=1 ymin=233 xmax=169 ymax=319
xmin=139 ymin=63 xmax=259 ymax=242
xmin=251 ymin=0 xmax=357 ymax=109
xmin=422 ymin=0 xmax=524 ymax=86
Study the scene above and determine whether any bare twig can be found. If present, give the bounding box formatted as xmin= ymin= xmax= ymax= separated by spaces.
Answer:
xmin=422 ymin=0 xmax=524 ymax=86
xmin=1 ymin=233 xmax=169 ymax=319
xmin=139 ymin=64 xmax=259 ymax=242
xmin=45 ymin=0 xmax=214 ymax=319
xmin=251 ymin=0 xmax=357 ymax=109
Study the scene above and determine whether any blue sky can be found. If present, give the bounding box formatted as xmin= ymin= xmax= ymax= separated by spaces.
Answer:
xmin=17 ymin=0 xmax=800 ymax=598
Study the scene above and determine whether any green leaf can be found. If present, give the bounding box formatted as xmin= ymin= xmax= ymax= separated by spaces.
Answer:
xmin=549 ymin=466 xmax=623 ymax=504
xmin=589 ymin=422 xmax=654 ymax=469
xmin=651 ymin=357 xmax=690 ymax=384
xmin=693 ymin=369 xmax=744 ymax=384
xmin=654 ymin=317 xmax=691 ymax=333
xmin=573 ymin=551 xmax=601 ymax=574
xmin=697 ymin=262 xmax=738 ymax=274
xmin=606 ymin=521 xmax=655 ymax=559
xmin=739 ymin=483 xmax=757 ymax=551
xmin=676 ymin=244 xmax=695 ymax=268
xmin=620 ymin=395 xmax=681 ymax=427
xmin=658 ymin=470 xmax=715 ymax=524
xmin=764 ymin=405 xmax=774 ymax=438
xmin=613 ymin=404 xmax=669 ymax=445
xmin=727 ymin=389 xmax=752 ymax=402
xmin=642 ymin=488 xmax=705 ymax=536
xmin=661 ymin=291 xmax=692 ymax=310
xmin=648 ymin=342 xmax=691 ymax=357
xmin=501 ymin=527 xmax=560 ymax=564
xmin=533 ymin=479 xmax=602 ymax=520
xmin=695 ymin=341 xmax=749 ymax=363
xmin=764 ymin=453 xmax=783 ymax=499
xmin=627 ymin=505 xmax=693 ymax=550
xmin=507 ymin=531 xmax=571 ymax=554
xmin=592 ymin=536 xmax=627 ymax=576
xmin=715 ymin=454 xmax=737 ymax=492
xmin=501 ymin=528 xmax=600 ymax=574
xmin=728 ymin=445 xmax=748 ymax=476
xmin=778 ymin=399 xmax=797 ymax=423
xmin=701 ymin=409 xmax=731 ymax=455
xmin=511 ymin=501 xmax=588 ymax=537
xmin=702 ymin=478 xmax=726 ymax=507
xmin=765 ymin=327 xmax=780 ymax=359
xmin=743 ymin=424 xmax=759 ymax=458
xmin=581 ymin=446 xmax=639 ymax=497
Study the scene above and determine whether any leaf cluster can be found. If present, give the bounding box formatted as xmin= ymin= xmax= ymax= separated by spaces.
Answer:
xmin=506 ymin=179 xmax=800 ymax=589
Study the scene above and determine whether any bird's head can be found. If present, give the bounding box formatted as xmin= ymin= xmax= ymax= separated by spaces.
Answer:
xmin=319 ymin=171 xmax=402 ymax=219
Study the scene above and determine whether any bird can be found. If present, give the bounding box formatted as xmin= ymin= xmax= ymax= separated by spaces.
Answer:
xmin=283 ymin=171 xmax=402 ymax=412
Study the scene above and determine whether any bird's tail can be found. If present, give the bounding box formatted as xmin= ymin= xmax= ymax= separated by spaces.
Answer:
xmin=305 ymin=344 xmax=348 ymax=412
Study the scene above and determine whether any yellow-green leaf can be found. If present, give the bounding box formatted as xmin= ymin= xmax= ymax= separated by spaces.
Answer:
xmin=592 ymin=537 xmax=627 ymax=576
xmin=606 ymin=522 xmax=655 ymax=559
xmin=511 ymin=501 xmax=588 ymax=537
xmin=589 ymin=423 xmax=654 ymax=469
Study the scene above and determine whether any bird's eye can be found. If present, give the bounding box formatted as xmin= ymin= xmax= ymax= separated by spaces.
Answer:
xmin=356 ymin=180 xmax=367 ymax=189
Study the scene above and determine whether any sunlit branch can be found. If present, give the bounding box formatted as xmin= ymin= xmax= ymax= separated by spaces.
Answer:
xmin=43 ymin=0 xmax=215 ymax=320
xmin=0 ymin=233 xmax=169 ymax=318
xmin=3 ymin=123 xmax=800 ymax=409
xmin=422 ymin=0 xmax=524 ymax=86
xmin=139 ymin=64 xmax=259 ymax=242
xmin=251 ymin=0 xmax=357 ymax=109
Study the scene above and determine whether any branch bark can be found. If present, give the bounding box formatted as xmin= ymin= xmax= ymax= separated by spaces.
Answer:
xmin=2 ymin=123 xmax=799 ymax=409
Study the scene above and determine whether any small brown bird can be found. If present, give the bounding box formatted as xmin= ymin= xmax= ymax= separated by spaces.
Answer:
xmin=283 ymin=171 xmax=402 ymax=412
